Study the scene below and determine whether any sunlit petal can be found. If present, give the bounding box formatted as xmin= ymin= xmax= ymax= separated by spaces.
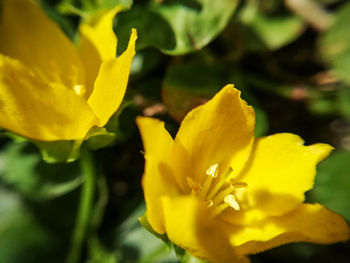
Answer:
xmin=0 ymin=0 xmax=85 ymax=88
xmin=88 ymin=29 xmax=137 ymax=126
xmin=0 ymin=55 xmax=98 ymax=141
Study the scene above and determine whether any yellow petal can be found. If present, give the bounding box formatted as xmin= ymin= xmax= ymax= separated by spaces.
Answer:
xmin=161 ymin=195 xmax=250 ymax=263
xmin=78 ymin=7 xmax=121 ymax=98
xmin=0 ymin=55 xmax=98 ymax=141
xmin=0 ymin=0 xmax=85 ymax=88
xmin=172 ymin=85 xmax=255 ymax=192
xmin=137 ymin=117 xmax=180 ymax=234
xmin=228 ymin=203 xmax=350 ymax=255
xmin=229 ymin=133 xmax=333 ymax=223
xmin=88 ymin=29 xmax=137 ymax=126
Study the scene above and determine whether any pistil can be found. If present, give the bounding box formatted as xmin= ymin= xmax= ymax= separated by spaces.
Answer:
xmin=186 ymin=164 xmax=247 ymax=217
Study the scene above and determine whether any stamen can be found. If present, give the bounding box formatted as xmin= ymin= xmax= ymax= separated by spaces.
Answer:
xmin=207 ymin=167 xmax=233 ymax=200
xmin=213 ymin=194 xmax=240 ymax=216
xmin=230 ymin=180 xmax=248 ymax=188
xmin=199 ymin=163 xmax=218 ymax=199
xmin=206 ymin=163 xmax=219 ymax=177
xmin=224 ymin=194 xmax=240 ymax=210
xmin=212 ymin=184 xmax=234 ymax=206
xmin=187 ymin=177 xmax=201 ymax=196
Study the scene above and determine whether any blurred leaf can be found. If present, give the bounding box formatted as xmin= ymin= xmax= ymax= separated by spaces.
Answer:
xmin=97 ymin=0 xmax=133 ymax=9
xmin=316 ymin=0 xmax=344 ymax=5
xmin=162 ymin=62 xmax=226 ymax=122
xmin=320 ymin=2 xmax=350 ymax=84
xmin=308 ymin=90 xmax=338 ymax=115
xmin=58 ymin=0 xmax=133 ymax=16
xmin=251 ymin=14 xmax=305 ymax=50
xmin=34 ymin=127 xmax=119 ymax=163
xmin=0 ymin=187 xmax=59 ymax=263
xmin=311 ymin=150 xmax=350 ymax=221
xmin=162 ymin=62 xmax=269 ymax=136
xmin=0 ymin=142 xmax=82 ymax=200
xmin=338 ymin=86 xmax=350 ymax=118
xmin=87 ymin=236 xmax=117 ymax=263
xmin=139 ymin=214 xmax=172 ymax=248
xmin=112 ymin=204 xmax=177 ymax=263
xmin=116 ymin=6 xmax=177 ymax=55
xmin=116 ymin=0 xmax=239 ymax=55
xmin=239 ymin=2 xmax=305 ymax=50
xmin=86 ymin=128 xmax=117 ymax=150
xmin=307 ymin=87 xmax=350 ymax=117
xmin=253 ymin=106 xmax=269 ymax=137
xmin=130 ymin=49 xmax=164 ymax=76
xmin=35 ymin=140 xmax=83 ymax=163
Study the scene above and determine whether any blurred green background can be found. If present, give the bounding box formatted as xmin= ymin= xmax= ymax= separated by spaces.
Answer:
xmin=1 ymin=0 xmax=350 ymax=262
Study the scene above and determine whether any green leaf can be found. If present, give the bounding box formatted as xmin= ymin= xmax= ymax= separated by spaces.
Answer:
xmin=338 ymin=86 xmax=350 ymax=119
xmin=251 ymin=14 xmax=305 ymax=50
xmin=87 ymin=236 xmax=117 ymax=263
xmin=34 ymin=127 xmax=118 ymax=163
xmin=240 ymin=2 xmax=305 ymax=50
xmin=85 ymin=128 xmax=117 ymax=150
xmin=58 ymin=0 xmax=133 ymax=16
xmin=253 ymin=106 xmax=269 ymax=137
xmin=311 ymin=150 xmax=350 ymax=221
xmin=139 ymin=214 xmax=172 ymax=248
xmin=116 ymin=0 xmax=239 ymax=55
xmin=113 ymin=204 xmax=177 ymax=263
xmin=0 ymin=142 xmax=82 ymax=200
xmin=320 ymin=2 xmax=350 ymax=84
xmin=34 ymin=140 xmax=83 ymax=163
xmin=0 ymin=187 xmax=59 ymax=262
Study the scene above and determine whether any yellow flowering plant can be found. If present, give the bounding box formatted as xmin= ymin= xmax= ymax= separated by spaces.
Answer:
xmin=0 ymin=0 xmax=136 ymax=160
xmin=137 ymin=85 xmax=350 ymax=263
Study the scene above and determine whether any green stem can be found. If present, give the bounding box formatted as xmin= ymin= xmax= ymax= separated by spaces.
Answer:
xmin=66 ymin=148 xmax=96 ymax=263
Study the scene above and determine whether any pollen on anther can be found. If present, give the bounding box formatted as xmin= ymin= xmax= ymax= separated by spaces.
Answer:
xmin=73 ymin=84 xmax=86 ymax=97
xmin=224 ymin=194 xmax=240 ymax=211
xmin=206 ymin=163 xmax=219 ymax=178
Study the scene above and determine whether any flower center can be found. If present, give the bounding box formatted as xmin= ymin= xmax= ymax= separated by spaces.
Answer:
xmin=187 ymin=163 xmax=247 ymax=217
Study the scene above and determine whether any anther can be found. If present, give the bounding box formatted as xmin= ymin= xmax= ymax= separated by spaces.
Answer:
xmin=199 ymin=163 xmax=219 ymax=199
xmin=212 ymin=184 xmax=234 ymax=206
xmin=73 ymin=85 xmax=86 ymax=97
xmin=224 ymin=194 xmax=240 ymax=211
xmin=207 ymin=167 xmax=233 ymax=200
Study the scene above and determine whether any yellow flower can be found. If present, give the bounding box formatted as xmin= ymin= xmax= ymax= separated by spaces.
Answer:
xmin=137 ymin=85 xmax=350 ymax=263
xmin=0 ymin=0 xmax=136 ymax=141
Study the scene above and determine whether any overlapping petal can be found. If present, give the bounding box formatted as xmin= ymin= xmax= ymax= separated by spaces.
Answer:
xmin=0 ymin=55 xmax=98 ymax=141
xmin=88 ymin=29 xmax=137 ymax=126
xmin=0 ymin=0 xmax=85 ymax=87
xmin=78 ymin=7 xmax=121 ymax=98
xmin=221 ymin=133 xmax=334 ymax=225
xmin=172 ymin=85 xmax=255 ymax=192
xmin=228 ymin=203 xmax=350 ymax=255
xmin=137 ymin=117 xmax=180 ymax=234
xmin=161 ymin=195 xmax=250 ymax=263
